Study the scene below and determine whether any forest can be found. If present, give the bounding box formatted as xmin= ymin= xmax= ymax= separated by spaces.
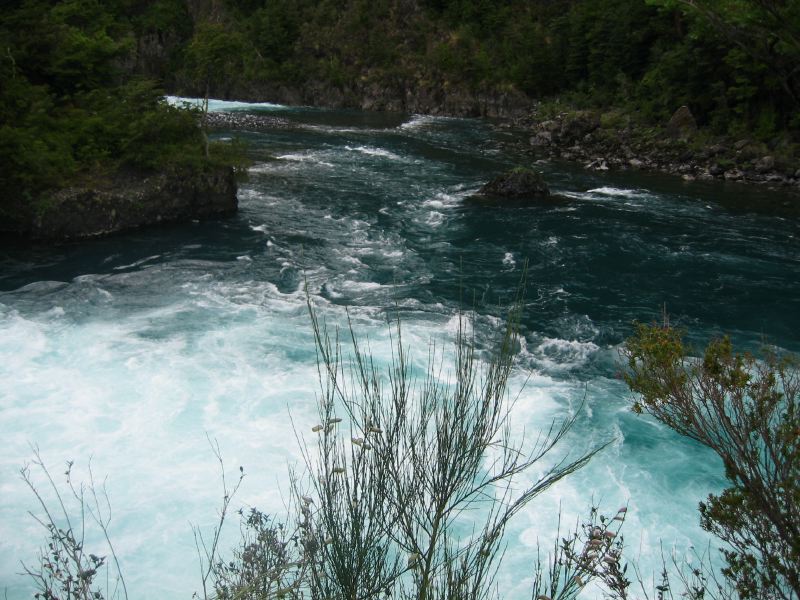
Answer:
xmin=2 ymin=0 xmax=799 ymax=213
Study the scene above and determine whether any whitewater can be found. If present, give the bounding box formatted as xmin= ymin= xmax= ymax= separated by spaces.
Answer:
xmin=1 ymin=99 xmax=798 ymax=599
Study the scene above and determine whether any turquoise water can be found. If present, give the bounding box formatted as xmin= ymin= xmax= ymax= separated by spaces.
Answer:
xmin=1 ymin=100 xmax=798 ymax=598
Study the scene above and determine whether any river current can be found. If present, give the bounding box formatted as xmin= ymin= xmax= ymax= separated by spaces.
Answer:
xmin=1 ymin=99 xmax=798 ymax=599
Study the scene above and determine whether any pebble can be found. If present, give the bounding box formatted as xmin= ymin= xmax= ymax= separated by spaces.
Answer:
xmin=205 ymin=112 xmax=290 ymax=130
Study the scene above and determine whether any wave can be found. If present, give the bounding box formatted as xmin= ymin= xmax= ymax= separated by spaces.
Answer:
xmin=587 ymin=186 xmax=647 ymax=198
xmin=524 ymin=336 xmax=601 ymax=372
xmin=425 ymin=211 xmax=445 ymax=227
xmin=164 ymin=95 xmax=286 ymax=112
xmin=422 ymin=190 xmax=469 ymax=208
xmin=345 ymin=145 xmax=403 ymax=161
xmin=274 ymin=152 xmax=335 ymax=168
xmin=397 ymin=113 xmax=464 ymax=131
xmin=299 ymin=123 xmax=389 ymax=135
xmin=112 ymin=255 xmax=162 ymax=271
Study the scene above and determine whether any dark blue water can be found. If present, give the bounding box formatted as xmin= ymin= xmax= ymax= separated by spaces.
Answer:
xmin=1 ymin=98 xmax=798 ymax=599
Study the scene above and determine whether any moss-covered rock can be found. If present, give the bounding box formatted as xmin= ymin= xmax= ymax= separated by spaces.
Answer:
xmin=466 ymin=167 xmax=569 ymax=207
xmin=473 ymin=167 xmax=551 ymax=199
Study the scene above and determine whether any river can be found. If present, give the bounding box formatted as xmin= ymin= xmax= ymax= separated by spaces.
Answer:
xmin=1 ymin=99 xmax=798 ymax=599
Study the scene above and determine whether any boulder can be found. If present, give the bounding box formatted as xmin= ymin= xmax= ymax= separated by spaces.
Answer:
xmin=529 ymin=131 xmax=553 ymax=147
xmin=540 ymin=120 xmax=561 ymax=133
xmin=708 ymin=144 xmax=728 ymax=156
xmin=628 ymin=158 xmax=644 ymax=169
xmin=560 ymin=111 xmax=600 ymax=142
xmin=754 ymin=155 xmax=775 ymax=173
xmin=470 ymin=168 xmax=551 ymax=201
xmin=666 ymin=106 xmax=697 ymax=140
xmin=585 ymin=158 xmax=609 ymax=171
xmin=709 ymin=163 xmax=726 ymax=177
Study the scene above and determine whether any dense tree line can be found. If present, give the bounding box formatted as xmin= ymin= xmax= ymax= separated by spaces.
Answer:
xmin=2 ymin=0 xmax=798 ymax=212
xmin=196 ymin=0 xmax=799 ymax=136
xmin=0 ymin=0 xmax=215 ymax=223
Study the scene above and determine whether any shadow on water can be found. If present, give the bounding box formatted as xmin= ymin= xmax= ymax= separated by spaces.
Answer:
xmin=0 ymin=214 xmax=258 ymax=292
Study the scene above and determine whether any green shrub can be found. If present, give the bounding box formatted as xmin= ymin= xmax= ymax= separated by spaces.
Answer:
xmin=623 ymin=324 xmax=800 ymax=600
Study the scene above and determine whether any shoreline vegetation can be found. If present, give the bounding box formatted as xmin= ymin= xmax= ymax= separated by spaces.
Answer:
xmin=172 ymin=0 xmax=799 ymax=193
xmin=2 ymin=0 xmax=799 ymax=240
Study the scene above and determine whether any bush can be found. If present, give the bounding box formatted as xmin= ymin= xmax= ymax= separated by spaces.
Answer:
xmin=203 ymin=296 xmax=603 ymax=600
xmin=20 ymin=448 xmax=128 ymax=600
xmin=623 ymin=324 xmax=800 ymax=600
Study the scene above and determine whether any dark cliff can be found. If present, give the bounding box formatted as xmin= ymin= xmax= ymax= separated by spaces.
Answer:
xmin=1 ymin=166 xmax=237 ymax=242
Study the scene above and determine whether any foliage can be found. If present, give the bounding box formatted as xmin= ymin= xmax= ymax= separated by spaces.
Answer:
xmin=4 ymin=0 xmax=797 ymax=217
xmin=175 ymin=0 xmax=799 ymax=140
xmin=623 ymin=324 xmax=800 ymax=600
xmin=0 ymin=0 xmax=232 ymax=225
xmin=299 ymin=305 xmax=600 ymax=600
xmin=531 ymin=505 xmax=631 ymax=600
xmin=194 ymin=288 xmax=605 ymax=600
xmin=184 ymin=23 xmax=248 ymax=99
xmin=20 ymin=448 xmax=127 ymax=600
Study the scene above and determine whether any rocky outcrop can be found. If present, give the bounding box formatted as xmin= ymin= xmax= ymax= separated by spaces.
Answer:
xmin=478 ymin=168 xmax=550 ymax=197
xmin=666 ymin=105 xmax=697 ymax=140
xmin=468 ymin=168 xmax=561 ymax=204
xmin=515 ymin=109 xmax=800 ymax=189
xmin=2 ymin=166 xmax=237 ymax=241
xmin=203 ymin=78 xmax=532 ymax=119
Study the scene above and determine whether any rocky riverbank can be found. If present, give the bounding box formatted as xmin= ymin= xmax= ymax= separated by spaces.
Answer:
xmin=205 ymin=111 xmax=290 ymax=130
xmin=504 ymin=106 xmax=800 ymax=190
xmin=1 ymin=165 xmax=237 ymax=241
xmin=186 ymin=78 xmax=531 ymax=120
xmin=194 ymin=91 xmax=800 ymax=191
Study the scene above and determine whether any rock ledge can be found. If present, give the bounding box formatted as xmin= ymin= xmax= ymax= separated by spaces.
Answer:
xmin=2 ymin=165 xmax=237 ymax=241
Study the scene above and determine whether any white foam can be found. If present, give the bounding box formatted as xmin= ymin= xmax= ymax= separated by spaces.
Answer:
xmin=425 ymin=211 xmax=445 ymax=227
xmin=530 ymin=337 xmax=600 ymax=371
xmin=164 ymin=96 xmax=286 ymax=112
xmin=0 ymin=292 xmax=725 ymax=600
xmin=422 ymin=190 xmax=468 ymax=208
xmin=275 ymin=152 xmax=334 ymax=168
xmin=345 ymin=145 xmax=402 ymax=161
xmin=587 ymin=186 xmax=645 ymax=198
xmin=340 ymin=280 xmax=384 ymax=292
xmin=398 ymin=114 xmax=440 ymax=131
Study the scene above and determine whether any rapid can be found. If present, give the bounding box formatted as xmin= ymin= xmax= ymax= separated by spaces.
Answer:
xmin=1 ymin=98 xmax=798 ymax=598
